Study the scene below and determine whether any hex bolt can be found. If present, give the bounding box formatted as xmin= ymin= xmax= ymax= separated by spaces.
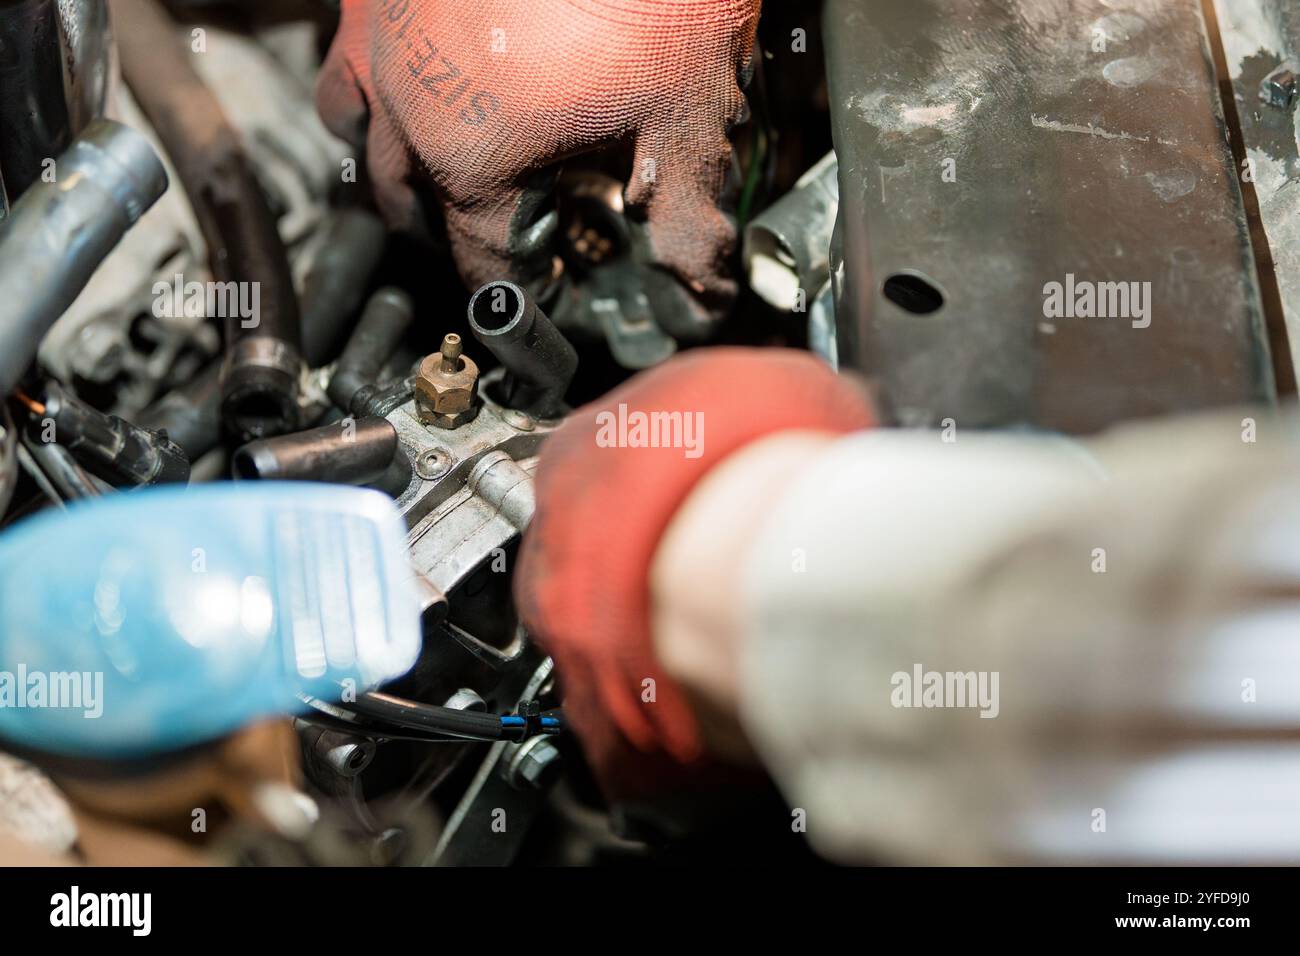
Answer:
xmin=415 ymin=336 xmax=480 ymax=429
xmin=503 ymin=736 xmax=563 ymax=791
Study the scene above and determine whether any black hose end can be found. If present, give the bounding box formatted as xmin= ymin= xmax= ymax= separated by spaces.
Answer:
xmin=468 ymin=280 xmax=533 ymax=340
xmin=221 ymin=338 xmax=303 ymax=442
xmin=467 ymin=280 xmax=577 ymax=419
xmin=229 ymin=441 xmax=279 ymax=482
xmin=231 ymin=417 xmax=399 ymax=486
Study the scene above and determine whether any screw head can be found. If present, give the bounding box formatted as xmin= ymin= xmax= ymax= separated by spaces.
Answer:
xmin=415 ymin=447 xmax=453 ymax=480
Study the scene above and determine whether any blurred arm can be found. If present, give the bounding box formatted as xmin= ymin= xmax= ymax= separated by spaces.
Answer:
xmin=652 ymin=414 xmax=1300 ymax=863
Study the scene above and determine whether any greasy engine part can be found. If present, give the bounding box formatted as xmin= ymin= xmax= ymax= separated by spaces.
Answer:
xmin=389 ymin=369 xmax=556 ymax=700
xmin=222 ymin=293 xmax=579 ymax=832
xmin=233 ymin=416 xmax=400 ymax=487
xmin=744 ymin=150 xmax=840 ymax=366
xmin=111 ymin=0 xmax=303 ymax=443
xmin=468 ymin=281 xmax=578 ymax=420
xmin=293 ymin=314 xmax=567 ymax=856
xmin=0 ymin=0 xmax=72 ymax=202
xmin=57 ymin=0 xmax=111 ymax=135
xmin=745 ymin=151 xmax=839 ymax=314
xmin=1212 ymin=0 xmax=1300 ymax=388
xmin=327 ymin=288 xmax=416 ymax=417
xmin=38 ymin=382 xmax=190 ymax=486
xmin=545 ymin=171 xmax=710 ymax=370
xmin=393 ymin=290 xmax=567 ymax=572
xmin=823 ymin=0 xmax=1276 ymax=432
xmin=429 ymin=658 xmax=559 ymax=865
xmin=0 ymin=119 xmax=167 ymax=398
xmin=415 ymin=335 xmax=480 ymax=430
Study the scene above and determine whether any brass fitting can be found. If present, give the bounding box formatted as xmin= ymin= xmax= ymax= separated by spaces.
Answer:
xmin=415 ymin=334 xmax=480 ymax=429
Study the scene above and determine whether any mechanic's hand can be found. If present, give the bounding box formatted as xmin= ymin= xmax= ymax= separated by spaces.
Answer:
xmin=514 ymin=348 xmax=874 ymax=798
xmin=317 ymin=0 xmax=761 ymax=331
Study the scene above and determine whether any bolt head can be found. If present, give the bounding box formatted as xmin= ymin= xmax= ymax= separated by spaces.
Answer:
xmin=415 ymin=350 xmax=480 ymax=428
xmin=509 ymin=738 xmax=563 ymax=790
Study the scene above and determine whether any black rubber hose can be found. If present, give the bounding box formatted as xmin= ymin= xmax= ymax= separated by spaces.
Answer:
xmin=346 ymin=692 xmax=510 ymax=742
xmin=0 ymin=0 xmax=72 ymax=202
xmin=300 ymin=207 xmax=388 ymax=367
xmin=0 ymin=120 xmax=167 ymax=398
xmin=327 ymin=287 xmax=414 ymax=414
xmin=135 ymin=360 xmax=223 ymax=462
xmin=232 ymin=416 xmax=398 ymax=485
xmin=110 ymin=0 xmax=303 ymax=443
xmin=467 ymin=280 xmax=577 ymax=419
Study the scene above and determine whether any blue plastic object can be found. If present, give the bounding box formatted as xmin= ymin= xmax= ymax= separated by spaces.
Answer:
xmin=0 ymin=483 xmax=420 ymax=758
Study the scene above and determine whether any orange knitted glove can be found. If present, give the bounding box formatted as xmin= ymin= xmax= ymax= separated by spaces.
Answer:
xmin=514 ymin=349 xmax=875 ymax=798
xmin=317 ymin=0 xmax=761 ymax=330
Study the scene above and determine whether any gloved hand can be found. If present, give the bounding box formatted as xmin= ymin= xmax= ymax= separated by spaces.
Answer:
xmin=514 ymin=348 xmax=874 ymax=797
xmin=316 ymin=0 xmax=761 ymax=330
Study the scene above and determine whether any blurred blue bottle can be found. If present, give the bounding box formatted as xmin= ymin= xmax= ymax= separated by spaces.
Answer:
xmin=0 ymin=484 xmax=420 ymax=758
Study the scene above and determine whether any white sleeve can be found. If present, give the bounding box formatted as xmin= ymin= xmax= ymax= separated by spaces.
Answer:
xmin=737 ymin=417 xmax=1300 ymax=864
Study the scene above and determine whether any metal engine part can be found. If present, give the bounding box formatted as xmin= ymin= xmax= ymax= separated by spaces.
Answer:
xmin=744 ymin=150 xmax=840 ymax=366
xmin=283 ymin=279 xmax=568 ymax=863
xmin=289 ymin=369 xmax=561 ymax=865
xmin=745 ymin=150 xmax=839 ymax=314
xmin=824 ymin=0 xmax=1277 ymax=432
xmin=37 ymin=18 xmax=350 ymax=418
xmin=1213 ymin=0 xmax=1300 ymax=384
xmin=57 ymin=0 xmax=112 ymax=134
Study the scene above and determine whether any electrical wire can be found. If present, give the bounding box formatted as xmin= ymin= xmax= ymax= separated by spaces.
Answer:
xmin=302 ymin=691 xmax=564 ymax=744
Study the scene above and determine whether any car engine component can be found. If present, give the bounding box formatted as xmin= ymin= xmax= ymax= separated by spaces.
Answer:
xmin=823 ymin=0 xmax=1278 ymax=432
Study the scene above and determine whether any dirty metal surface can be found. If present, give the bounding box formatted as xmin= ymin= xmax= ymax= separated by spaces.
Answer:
xmin=1214 ymin=0 xmax=1300 ymax=382
xmin=826 ymin=0 xmax=1276 ymax=433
